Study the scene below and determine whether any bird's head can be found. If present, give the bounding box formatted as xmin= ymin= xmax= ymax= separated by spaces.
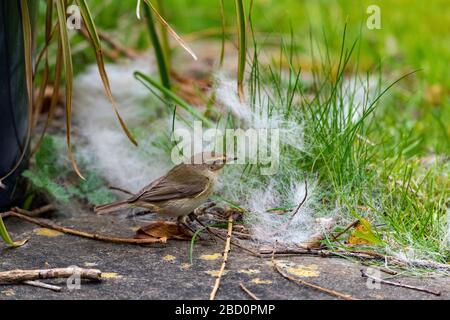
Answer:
xmin=188 ymin=152 xmax=237 ymax=172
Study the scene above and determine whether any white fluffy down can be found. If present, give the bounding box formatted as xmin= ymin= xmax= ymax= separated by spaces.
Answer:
xmin=73 ymin=55 xmax=171 ymax=192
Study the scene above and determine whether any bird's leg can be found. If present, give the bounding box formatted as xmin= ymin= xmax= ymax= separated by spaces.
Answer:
xmin=177 ymin=215 xmax=198 ymax=236
xmin=189 ymin=214 xmax=219 ymax=243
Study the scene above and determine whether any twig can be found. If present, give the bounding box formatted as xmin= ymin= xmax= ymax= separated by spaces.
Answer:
xmin=289 ymin=177 xmax=308 ymax=223
xmin=239 ymin=283 xmax=260 ymax=300
xmin=23 ymin=280 xmax=62 ymax=292
xmin=273 ymin=260 xmax=358 ymax=300
xmin=1 ymin=204 xmax=55 ymax=219
xmin=193 ymin=216 xmax=261 ymax=257
xmin=361 ymin=269 xmax=441 ymax=296
xmin=13 ymin=204 xmax=55 ymax=217
xmin=210 ymin=226 xmax=252 ymax=240
xmin=109 ymin=185 xmax=134 ymax=196
xmin=8 ymin=210 xmax=165 ymax=245
xmin=209 ymin=215 xmax=233 ymax=300
xmin=0 ymin=266 xmax=101 ymax=283
xmin=330 ymin=220 xmax=359 ymax=241
xmin=79 ymin=25 xmax=140 ymax=60
xmin=97 ymin=29 xmax=140 ymax=59
xmin=361 ymin=262 xmax=397 ymax=276
xmin=260 ymin=248 xmax=450 ymax=272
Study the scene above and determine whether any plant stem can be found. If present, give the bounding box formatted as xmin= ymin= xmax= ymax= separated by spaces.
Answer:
xmin=143 ymin=3 xmax=171 ymax=89
xmin=235 ymin=0 xmax=246 ymax=102
xmin=156 ymin=0 xmax=171 ymax=72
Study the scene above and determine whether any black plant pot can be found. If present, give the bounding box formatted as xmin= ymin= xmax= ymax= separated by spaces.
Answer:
xmin=0 ymin=1 xmax=36 ymax=210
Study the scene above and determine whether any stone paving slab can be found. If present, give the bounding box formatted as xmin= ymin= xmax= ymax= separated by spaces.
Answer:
xmin=1 ymin=206 xmax=449 ymax=300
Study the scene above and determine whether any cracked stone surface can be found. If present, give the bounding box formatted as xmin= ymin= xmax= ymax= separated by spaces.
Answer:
xmin=1 ymin=205 xmax=449 ymax=300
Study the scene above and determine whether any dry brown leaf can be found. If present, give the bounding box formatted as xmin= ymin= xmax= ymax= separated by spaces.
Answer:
xmin=298 ymin=233 xmax=324 ymax=249
xmin=135 ymin=221 xmax=192 ymax=241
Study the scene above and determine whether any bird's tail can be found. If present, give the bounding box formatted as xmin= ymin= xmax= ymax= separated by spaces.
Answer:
xmin=94 ymin=199 xmax=130 ymax=215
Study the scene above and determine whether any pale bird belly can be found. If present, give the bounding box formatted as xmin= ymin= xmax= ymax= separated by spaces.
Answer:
xmin=157 ymin=195 xmax=209 ymax=218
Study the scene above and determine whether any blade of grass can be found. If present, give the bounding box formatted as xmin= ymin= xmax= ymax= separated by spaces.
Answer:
xmin=235 ymin=0 xmax=246 ymax=102
xmin=0 ymin=215 xmax=27 ymax=247
xmin=156 ymin=0 xmax=171 ymax=71
xmin=142 ymin=0 xmax=197 ymax=61
xmin=55 ymin=0 xmax=84 ymax=179
xmin=134 ymin=71 xmax=214 ymax=127
xmin=31 ymin=36 xmax=64 ymax=156
xmin=219 ymin=0 xmax=226 ymax=67
xmin=32 ymin=0 xmax=54 ymax=129
xmin=143 ymin=2 xmax=171 ymax=89
xmin=189 ymin=226 xmax=207 ymax=265
xmin=76 ymin=0 xmax=138 ymax=146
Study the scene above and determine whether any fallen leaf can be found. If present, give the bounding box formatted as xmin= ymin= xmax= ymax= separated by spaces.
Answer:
xmin=163 ymin=255 xmax=176 ymax=262
xmin=298 ymin=234 xmax=324 ymax=249
xmin=200 ymin=253 xmax=222 ymax=261
xmin=33 ymin=228 xmax=63 ymax=237
xmin=135 ymin=221 xmax=192 ymax=241
xmin=238 ymin=269 xmax=261 ymax=275
xmin=181 ymin=263 xmax=191 ymax=270
xmin=101 ymin=272 xmax=122 ymax=279
xmin=251 ymin=278 xmax=272 ymax=284
xmin=347 ymin=219 xmax=382 ymax=245
xmin=205 ymin=270 xmax=229 ymax=277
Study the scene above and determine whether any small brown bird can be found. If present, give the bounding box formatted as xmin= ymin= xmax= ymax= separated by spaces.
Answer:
xmin=94 ymin=152 xmax=233 ymax=223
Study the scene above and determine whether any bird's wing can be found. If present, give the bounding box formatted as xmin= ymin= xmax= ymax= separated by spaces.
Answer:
xmin=129 ymin=165 xmax=210 ymax=203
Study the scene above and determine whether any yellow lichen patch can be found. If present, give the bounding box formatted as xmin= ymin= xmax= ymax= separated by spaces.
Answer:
xmin=1 ymin=289 xmax=15 ymax=296
xmin=33 ymin=228 xmax=63 ymax=237
xmin=251 ymin=278 xmax=272 ymax=285
xmin=205 ymin=270 xmax=229 ymax=277
xmin=238 ymin=269 xmax=261 ymax=275
xmin=287 ymin=264 xmax=320 ymax=277
xmin=101 ymin=272 xmax=122 ymax=279
xmin=163 ymin=255 xmax=176 ymax=262
xmin=276 ymin=260 xmax=320 ymax=277
xmin=200 ymin=253 xmax=222 ymax=261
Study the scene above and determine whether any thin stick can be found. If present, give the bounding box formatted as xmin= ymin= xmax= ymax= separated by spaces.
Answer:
xmin=260 ymin=248 xmax=450 ymax=272
xmin=289 ymin=178 xmax=308 ymax=223
xmin=193 ymin=216 xmax=260 ymax=257
xmin=209 ymin=215 xmax=233 ymax=300
xmin=273 ymin=260 xmax=358 ymax=300
xmin=13 ymin=204 xmax=55 ymax=217
xmin=8 ymin=211 xmax=165 ymax=245
xmin=330 ymin=219 xmax=359 ymax=241
xmin=109 ymin=185 xmax=134 ymax=195
xmin=0 ymin=267 xmax=101 ymax=283
xmin=239 ymin=282 xmax=260 ymax=300
xmin=361 ymin=262 xmax=397 ymax=276
xmin=23 ymin=280 xmax=62 ymax=292
xmin=361 ymin=269 xmax=441 ymax=296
